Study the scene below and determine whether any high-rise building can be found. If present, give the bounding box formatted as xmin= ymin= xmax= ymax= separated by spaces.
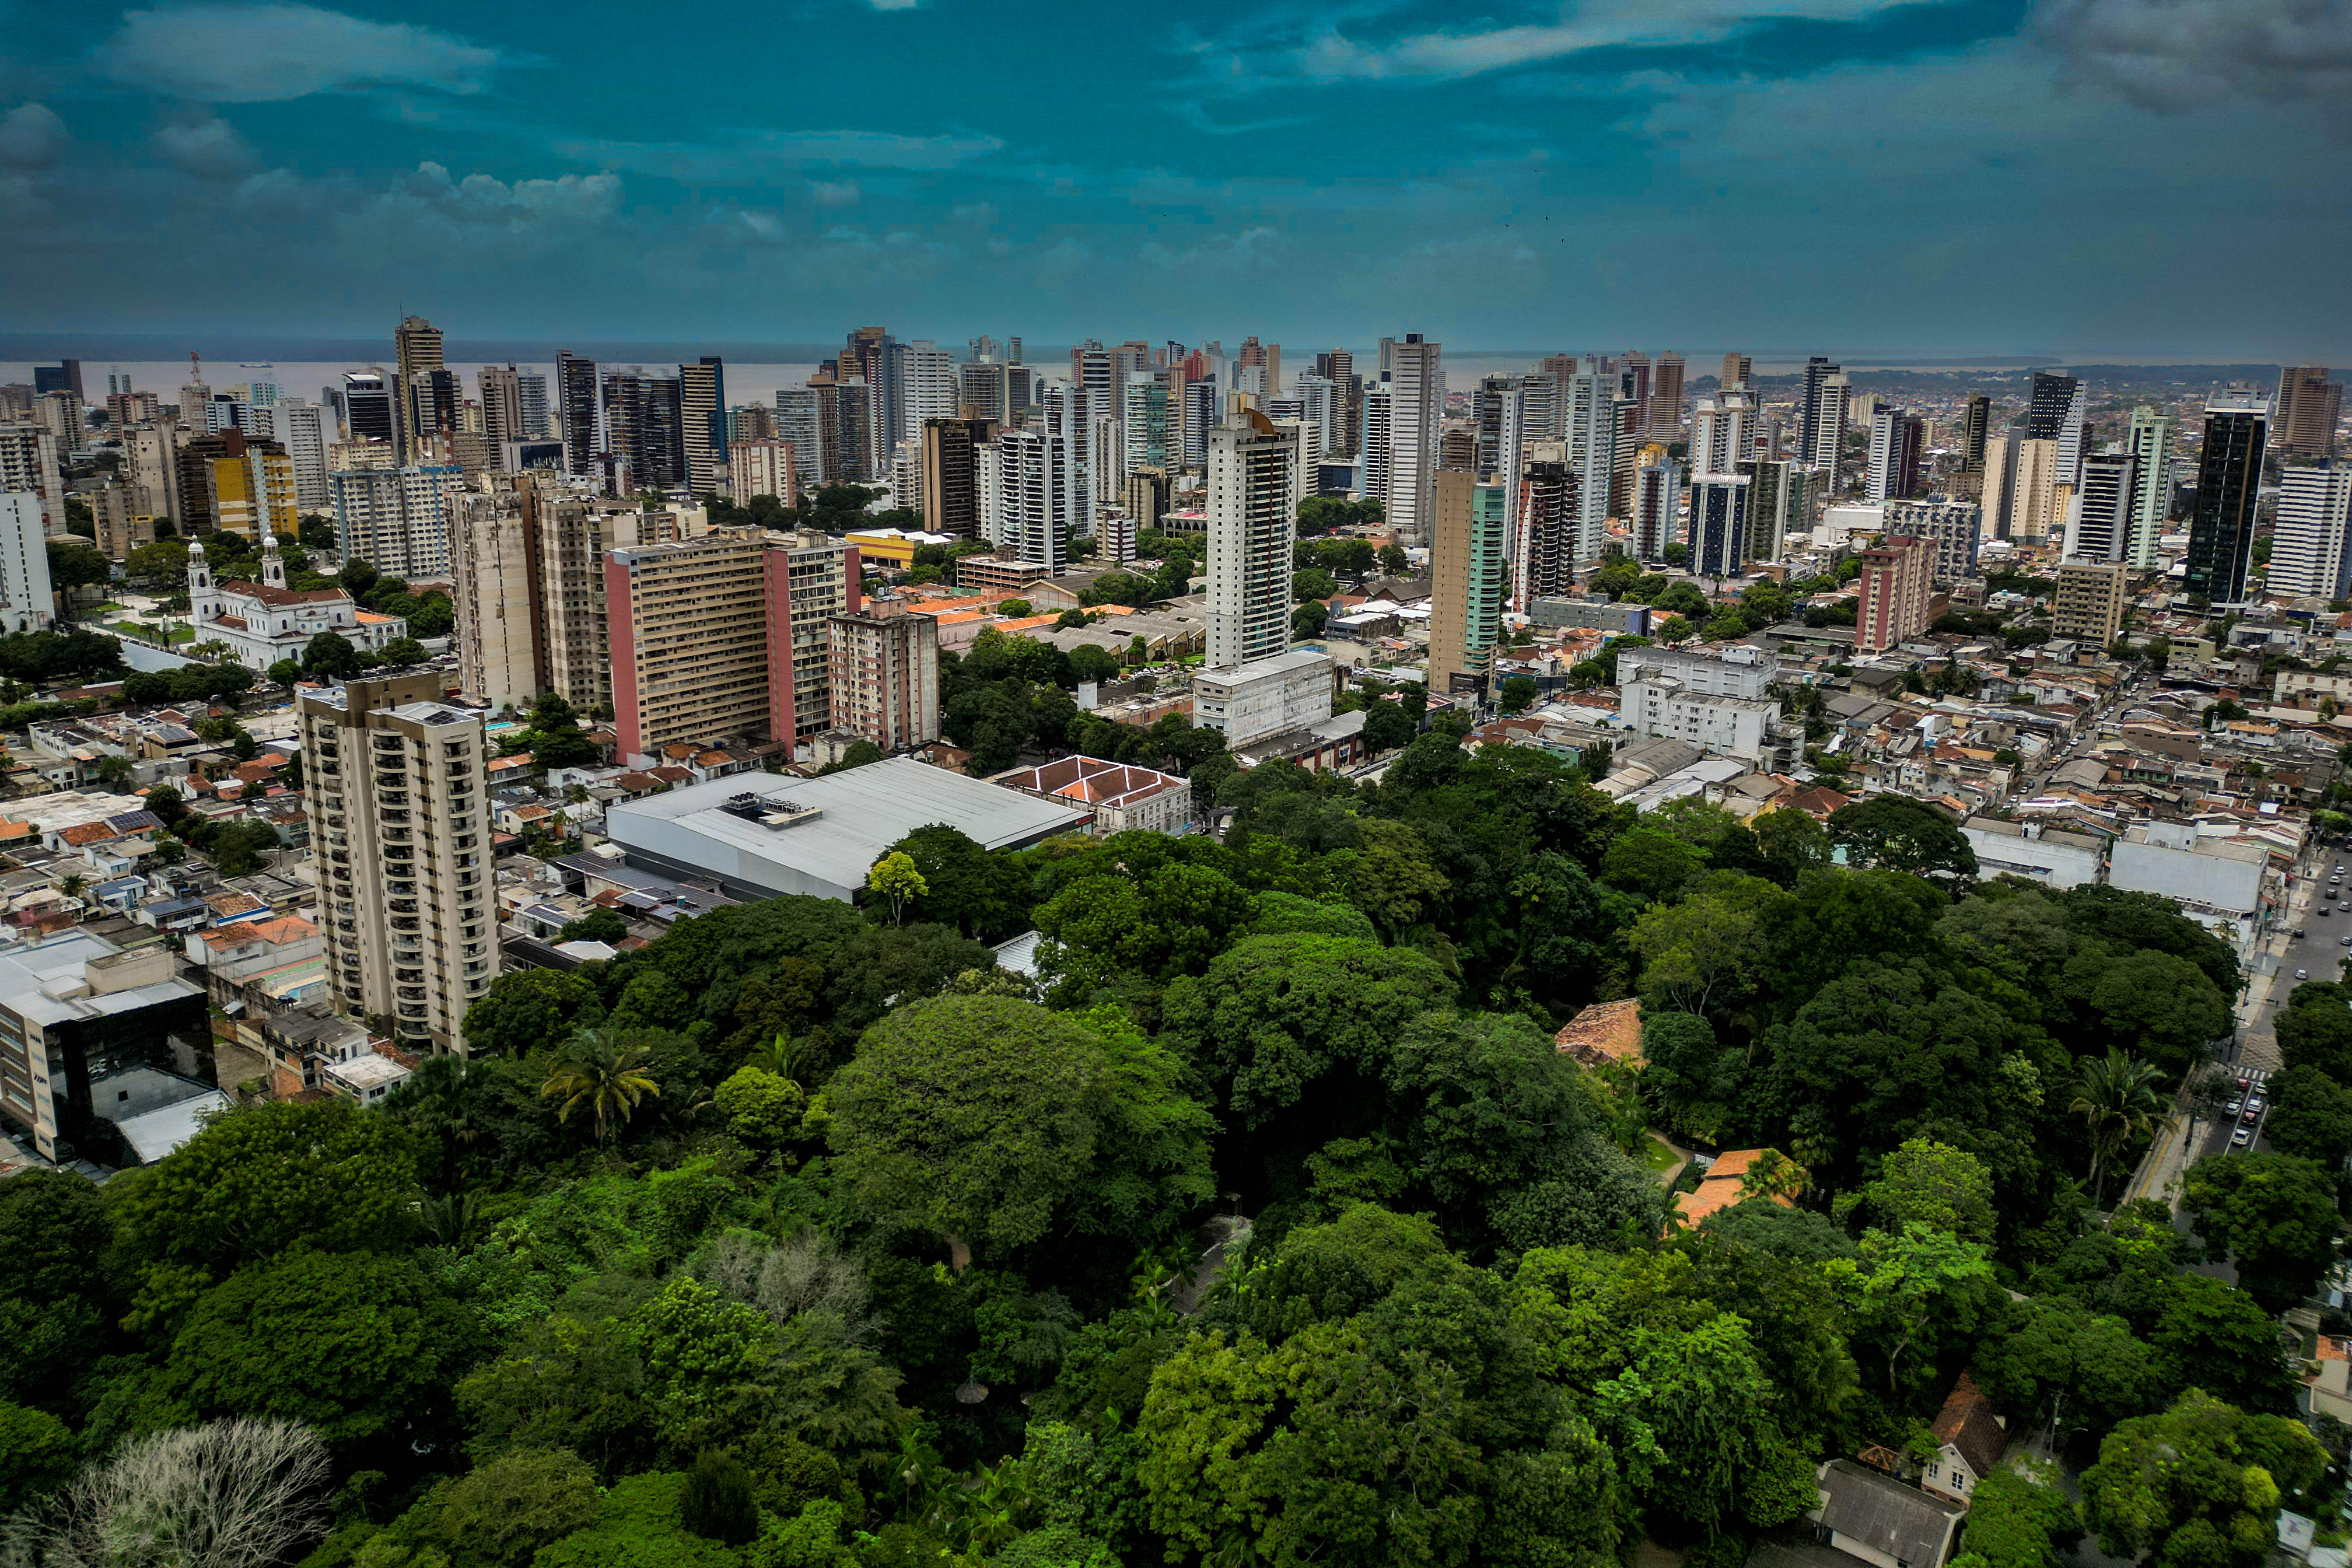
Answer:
xmin=281 ymin=398 xmax=328 ymax=511
xmin=1474 ymin=375 xmax=1525 ymax=489
xmin=329 ymin=464 xmax=466 ymax=578
xmin=0 ymin=425 xmax=64 ymax=535
xmin=1563 ymin=359 xmax=1616 ymax=564
xmin=2062 ymin=455 xmax=2137 ymax=563
xmin=2051 ymin=559 xmax=2129 ymax=646
xmin=90 ymin=478 xmax=159 ymax=559
xmin=1649 ymin=352 xmax=1686 ymax=437
xmin=478 ymin=365 xmax=524 ymax=448
xmin=1693 ymin=388 xmax=1754 ymax=477
xmin=2270 ymin=463 xmax=2352 ymax=600
xmin=983 ymin=426 xmax=1073 ymax=573
xmin=2184 ymin=387 xmax=2270 ymax=604
xmin=343 ymin=369 xmax=396 ymax=450
xmin=1719 ymin=352 xmax=1751 ymax=390
xmin=841 ymin=327 xmax=898 ymax=471
xmin=516 ymin=368 xmax=551 ymax=440
xmin=919 ymin=417 xmax=993 ymax=538
xmin=32 ymin=360 xmax=80 ymax=398
xmin=2276 ymin=366 xmax=2343 ymax=461
xmin=895 ymin=342 xmax=958 ymax=452
xmin=827 ymin=608 xmax=940 ymax=752
xmin=1386 ymin=335 xmax=1441 ymax=547
xmin=1206 ymin=414 xmax=1303 ymax=670
xmin=2025 ymin=370 xmax=2086 ymax=486
xmin=1124 ymin=376 xmax=1174 ymax=473
xmin=1980 ymin=432 xmax=2020 ymax=540
xmin=211 ymin=436 xmax=298 ymax=538
xmin=1880 ymin=498 xmax=1981 ymax=583
xmin=1181 ymin=376 xmax=1220 ymax=469
xmin=606 ymin=527 xmax=858 ymax=757
xmin=449 ymin=482 xmax=541 ymax=711
xmin=1687 ymin=474 xmax=1753 ymax=577
xmin=392 ymin=316 xmax=446 ymax=463
xmin=0 ymin=492 xmax=54 ymax=632
xmin=1511 ymin=450 xmax=1577 ymax=606
xmin=1799 ymin=356 xmax=1841 ymax=466
xmin=1359 ymin=383 xmax=1392 ymax=504
xmin=555 ymin=352 xmax=600 ymax=477
xmin=1865 ymin=407 xmax=1923 ymax=503
xmin=1958 ymin=396 xmax=1992 ymax=487
xmin=2124 ymin=407 xmax=2176 ymax=569
xmin=1237 ymin=338 xmax=1280 ymax=398
xmin=1632 ymin=457 xmax=1683 ymax=562
xmin=1738 ymin=459 xmax=1805 ymax=565
xmin=678 ymin=356 xmax=727 ymax=496
xmin=730 ymin=439 xmax=796 ymax=506
xmin=2011 ymin=438 xmax=2063 ymax=544
xmin=775 ymin=389 xmax=823 ymax=488
xmin=1426 ymin=470 xmax=1506 ymax=694
xmin=1855 ymin=535 xmax=1933 ymax=653
xmin=303 ymin=671 xmax=497 ymax=1054
xmin=1126 ymin=466 xmax=1172 ymax=533
xmin=1619 ymin=351 xmax=1653 ymax=433
xmin=602 ymin=369 xmax=687 ymax=492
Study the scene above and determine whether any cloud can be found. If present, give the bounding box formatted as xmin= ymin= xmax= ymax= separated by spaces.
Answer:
xmin=1137 ymin=224 xmax=1289 ymax=275
xmin=1224 ymin=0 xmax=1926 ymax=85
xmin=341 ymin=160 xmax=621 ymax=251
xmin=555 ymin=127 xmax=1006 ymax=179
xmin=807 ymin=178 xmax=860 ymax=206
xmin=155 ymin=117 xmax=257 ymax=180
xmin=0 ymin=103 xmax=66 ymax=170
xmin=2038 ymin=0 xmax=2352 ymax=110
xmin=96 ymin=4 xmax=508 ymax=102
xmin=866 ymin=0 xmax=923 ymax=9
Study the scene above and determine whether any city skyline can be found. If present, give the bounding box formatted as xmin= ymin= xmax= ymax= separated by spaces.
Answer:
xmin=0 ymin=0 xmax=2346 ymax=355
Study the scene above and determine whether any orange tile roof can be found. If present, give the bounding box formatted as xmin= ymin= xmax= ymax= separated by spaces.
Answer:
xmin=1672 ymin=1147 xmax=1797 ymax=1228
xmin=1553 ymin=998 xmax=1644 ymax=1068
xmin=60 ymin=822 xmax=123 ymax=846
xmin=993 ymin=615 xmax=1059 ymax=632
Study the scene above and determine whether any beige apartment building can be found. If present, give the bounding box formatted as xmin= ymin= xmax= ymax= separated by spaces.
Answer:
xmin=2052 ymin=559 xmax=2128 ymax=646
xmin=827 ymin=607 xmax=940 ymax=751
xmin=301 ymin=672 xmax=497 ymax=1054
xmin=2011 ymin=438 xmax=2063 ymax=545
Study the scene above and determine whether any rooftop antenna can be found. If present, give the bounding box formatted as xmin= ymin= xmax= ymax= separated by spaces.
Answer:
xmin=188 ymin=349 xmax=202 ymax=382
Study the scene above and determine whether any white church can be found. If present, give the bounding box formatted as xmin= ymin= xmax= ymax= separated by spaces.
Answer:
xmin=185 ymin=532 xmax=408 ymax=671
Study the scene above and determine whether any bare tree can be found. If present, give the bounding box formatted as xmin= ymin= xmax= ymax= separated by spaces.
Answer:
xmin=691 ymin=1228 xmax=880 ymax=1343
xmin=1 ymin=1419 xmax=330 ymax=1568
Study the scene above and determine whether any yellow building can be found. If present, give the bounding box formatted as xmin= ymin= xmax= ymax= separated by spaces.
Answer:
xmin=212 ymin=447 xmax=298 ymax=537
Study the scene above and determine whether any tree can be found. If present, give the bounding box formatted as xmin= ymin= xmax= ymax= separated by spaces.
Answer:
xmin=554 ymin=907 xmax=629 ymax=947
xmin=300 ymin=630 xmax=360 ymax=680
xmin=0 ymin=1170 xmax=113 ymax=1411
xmin=141 ymin=782 xmax=186 ymax=828
xmin=1861 ymin=1138 xmax=1996 ymax=1243
xmin=463 ymin=965 xmax=603 ymax=1056
xmin=2151 ymin=1275 xmax=2297 ymax=1414
xmin=1657 ymin=613 xmax=1695 ymax=643
xmin=1827 ymin=795 xmax=1978 ymax=880
xmin=539 ymin=1028 xmax=663 ymax=1144
xmin=1362 ymin=700 xmax=1415 ymax=754
xmin=877 ymin=824 xmax=1030 ymax=943
xmin=2070 ymin=1051 xmax=2169 ymax=1209
xmin=0 ymin=1398 xmax=75 ymax=1515
xmin=680 ymin=1450 xmax=759 ymax=1546
xmin=515 ymin=690 xmax=599 ymax=770
xmin=2082 ymin=1389 xmax=2325 ymax=1567
xmin=378 ymin=635 xmax=428 ymax=667
xmin=266 ymin=658 xmax=302 ymax=688
xmin=46 ymin=538 xmax=111 ymax=598
xmin=1378 ymin=543 xmax=1409 ymax=575
xmin=824 ymin=996 xmax=1214 ymax=1258
xmin=1500 ymin=674 xmax=1538 ymax=713
xmin=1 ymin=1419 xmax=331 ymax=1568
xmin=338 ymin=558 xmax=380 ymax=598
xmin=426 ymin=1448 xmax=602 ymax=1568
xmin=1959 ymin=1464 xmax=2084 ymax=1568
xmin=2263 ymin=1065 xmax=2352 ymax=1168
xmin=2181 ymin=1152 xmax=2343 ymax=1314
xmin=1752 ymin=807 xmax=1832 ymax=886
xmin=1845 ymin=1223 xmax=1997 ymax=1397
xmin=865 ymin=850 xmax=929 ymax=925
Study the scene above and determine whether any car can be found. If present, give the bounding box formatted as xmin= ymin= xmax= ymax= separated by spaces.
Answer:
xmin=2298 ymin=969 xmax=2310 ymax=979
xmin=2249 ymin=1096 xmax=2267 ymax=1115
xmin=2233 ymin=1127 xmax=2253 ymax=1147
xmin=2226 ymin=1098 xmax=2244 ymax=1116
xmin=2244 ymin=1107 xmax=2262 ymax=1124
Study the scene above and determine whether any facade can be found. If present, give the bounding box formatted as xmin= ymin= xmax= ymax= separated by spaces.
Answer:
xmin=1855 ymin=534 xmax=1934 ymax=653
xmin=281 ymin=398 xmax=329 ymax=510
xmin=1511 ymin=452 xmax=1577 ymax=605
xmin=1386 ymin=334 xmax=1441 ymax=547
xmin=1799 ymin=356 xmax=1841 ymax=468
xmin=2011 ymin=437 xmax=2063 ymax=545
xmin=2052 ymin=558 xmax=2129 ymax=645
xmin=1426 ymin=470 xmax=1505 ymax=694
xmin=602 ymin=368 xmax=687 ymax=491
xmin=1564 ymin=359 xmax=1618 ymax=564
xmin=679 ymin=356 xmax=727 ymax=496
xmin=604 ymin=527 xmax=859 ymax=758
xmin=2124 ymin=407 xmax=2176 ymax=568
xmin=1979 ymin=432 xmax=2018 ymax=540
xmin=555 ymin=351 xmax=600 ymax=477
xmin=1881 ymin=498 xmax=1982 ymax=583
xmin=0 ymin=930 xmax=210 ymax=1164
xmin=211 ymin=440 xmax=298 ymax=538
xmin=0 ymin=492 xmax=53 ymax=633
xmin=187 ymin=535 xmax=402 ymax=670
xmin=1531 ymin=596 xmax=1650 ymax=635
xmin=1865 ymin=406 xmax=1923 ymax=502
xmin=2270 ymin=463 xmax=2352 ymax=600
xmin=984 ymin=424 xmax=1074 ymax=572
xmin=449 ymin=485 xmax=541 ymax=710
xmin=1632 ymin=456 xmax=1682 ymax=561
xmin=1686 ymin=473 xmax=1753 ymax=577
xmin=1206 ymin=415 xmax=1304 ymax=670
xmin=2277 ymin=365 xmax=2342 ymax=461
xmin=344 ymin=368 xmax=396 ymax=448
xmin=2184 ymin=387 xmax=2270 ymax=604
xmin=0 ymin=424 xmax=64 ymax=535
xmin=302 ymin=671 xmax=498 ymax=1054
xmin=921 ymin=416 xmax=995 ymax=538
xmin=330 ymin=463 xmax=466 ymax=578
xmin=825 ymin=607 xmax=941 ymax=752
xmin=729 ymin=437 xmax=796 ymax=505
xmin=1648 ymin=351 xmax=1685 ymax=436
xmin=1192 ymin=648 xmax=1335 ymax=748
xmin=2026 ymin=369 xmax=2087 ymax=487
xmin=2063 ymin=454 xmax=2137 ymax=564
xmin=1618 ymin=644 xmax=1779 ymax=761
xmin=90 ymin=479 xmax=160 ymax=559
xmin=1741 ymin=458 xmax=1810 ymax=565
xmin=999 ymin=757 xmax=1192 ymax=836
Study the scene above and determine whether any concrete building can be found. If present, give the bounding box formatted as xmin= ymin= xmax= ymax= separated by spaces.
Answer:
xmin=1740 ymin=458 xmax=1808 ymax=564
xmin=0 ymin=929 xmax=211 ymax=1164
xmin=0 ymin=424 xmax=65 ymax=535
xmin=330 ymin=463 xmax=466 ymax=578
xmin=1564 ymin=359 xmax=1617 ymax=564
xmin=1686 ymin=473 xmax=1753 ymax=577
xmin=1979 ymin=431 xmax=2018 ymax=541
xmin=1866 ymin=406 xmax=1923 ymax=502
xmin=1192 ymin=648 xmax=1335 ymax=748
xmin=1632 ymin=457 xmax=1682 ymax=562
xmin=1427 ymin=470 xmax=1506 ymax=694
xmin=450 ymin=485 xmax=540 ymax=710
xmin=1512 ymin=449 xmax=1577 ymax=606
xmin=1531 ymin=596 xmax=1650 ymax=635
xmin=1618 ymin=644 xmax=1779 ymax=761
xmin=2109 ymin=820 xmax=2269 ymax=956
xmin=1385 ymin=335 xmax=1441 ymax=547
xmin=281 ymin=397 xmax=329 ymax=511
xmin=729 ymin=438 xmax=796 ymax=506
xmin=186 ymin=534 xmax=402 ymax=670
xmin=2270 ymin=463 xmax=2352 ymax=600
xmin=1880 ymin=498 xmax=1982 ymax=583
xmin=606 ymin=756 xmax=1090 ymax=902
xmin=90 ymin=479 xmax=160 ymax=560
xmin=983 ymin=424 xmax=1073 ymax=573
xmin=999 ymin=756 xmax=1192 ymax=836
xmin=2185 ymin=387 xmax=2272 ymax=605
xmin=2063 ymin=454 xmax=2137 ymax=564
xmin=921 ymin=417 xmax=994 ymax=539
xmin=2052 ymin=558 xmax=2129 ymax=646
xmin=2011 ymin=437 xmax=2064 ymax=546
xmin=2277 ymin=365 xmax=2342 ymax=461
xmin=1206 ymin=414 xmax=1304 ymax=670
xmin=825 ymin=607 xmax=940 ymax=752
xmin=301 ymin=671 xmax=498 ymax=1054
xmin=1961 ymin=818 xmax=2104 ymax=889
xmin=1855 ymin=534 xmax=1933 ymax=653
xmin=0 ymin=492 xmax=53 ymax=634
xmin=606 ymin=526 xmax=859 ymax=758
xmin=2124 ymin=407 xmax=2175 ymax=568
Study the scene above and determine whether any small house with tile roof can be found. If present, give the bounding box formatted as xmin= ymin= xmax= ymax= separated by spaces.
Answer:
xmin=1553 ymin=998 xmax=1643 ymax=1071
xmin=1672 ymin=1147 xmax=1798 ymax=1229
xmin=1920 ymin=1371 xmax=2009 ymax=1503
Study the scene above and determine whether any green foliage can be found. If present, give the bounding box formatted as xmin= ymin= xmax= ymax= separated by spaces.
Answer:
xmin=0 ymin=1397 xmax=76 ymax=1514
xmin=713 ymin=1065 xmax=805 ymax=1149
xmin=0 ymin=1168 xmax=114 ymax=1411
xmin=1961 ymin=1464 xmax=2082 ymax=1568
xmin=1827 ymin=795 xmax=1978 ymax=880
xmin=533 ymin=1471 xmax=745 ymax=1568
xmin=2180 ymin=1152 xmax=2343 ymax=1314
xmin=2082 ymin=1389 xmax=2325 ymax=1568
xmin=429 ymin=1448 xmax=603 ymax=1568
xmin=681 ymin=1450 xmax=760 ymax=1545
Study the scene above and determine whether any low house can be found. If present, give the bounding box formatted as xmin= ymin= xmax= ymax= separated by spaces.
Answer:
xmin=1922 ymin=1371 xmax=2009 ymax=1503
xmin=1553 ymin=998 xmax=1643 ymax=1072
xmin=1672 ymin=1147 xmax=1797 ymax=1228
xmin=1809 ymin=1458 xmax=1968 ymax=1568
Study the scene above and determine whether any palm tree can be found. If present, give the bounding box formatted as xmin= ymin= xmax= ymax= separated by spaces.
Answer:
xmin=2070 ymin=1049 xmax=2170 ymax=1208
xmin=539 ymin=1028 xmax=662 ymax=1144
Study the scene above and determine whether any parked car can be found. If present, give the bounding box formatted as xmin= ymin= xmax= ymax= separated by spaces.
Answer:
xmin=2233 ymin=1127 xmax=2253 ymax=1147
xmin=2243 ymin=1107 xmax=2262 ymax=1125
xmin=2298 ymin=969 xmax=2309 ymax=979
xmin=2226 ymin=1098 xmax=2245 ymax=1116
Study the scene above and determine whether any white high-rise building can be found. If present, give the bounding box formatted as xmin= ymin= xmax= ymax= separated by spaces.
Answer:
xmin=984 ymin=426 xmax=1072 ymax=573
xmin=1386 ymin=334 xmax=1441 ymax=546
xmin=1564 ymin=359 xmax=1617 ymax=564
xmin=898 ymin=341 xmax=959 ymax=450
xmin=2270 ymin=464 xmax=2352 ymax=600
xmin=2055 ymin=381 xmax=2090 ymax=488
xmin=1291 ymin=375 xmax=1339 ymax=461
xmin=1632 ymin=458 xmax=1682 ymax=562
xmin=775 ymin=389 xmax=823 ymax=488
xmin=0 ymin=492 xmax=55 ymax=632
xmin=281 ymin=398 xmax=329 ymax=512
xmin=2062 ymin=455 xmax=2137 ymax=564
xmin=2125 ymin=407 xmax=2175 ymax=569
xmin=1691 ymin=388 xmax=1752 ymax=478
xmin=0 ymin=425 xmax=64 ymax=535
xmin=329 ymin=464 xmax=468 ymax=578
xmin=1206 ymin=415 xmax=1304 ymax=670
xmin=1361 ymin=383 xmax=1393 ymax=506
xmin=516 ymin=369 xmax=551 ymax=439
xmin=730 ymin=438 xmax=796 ymax=505
xmin=1807 ymin=373 xmax=1849 ymax=490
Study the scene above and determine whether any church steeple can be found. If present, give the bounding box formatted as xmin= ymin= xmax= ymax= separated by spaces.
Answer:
xmin=261 ymin=528 xmax=286 ymax=590
xmin=187 ymin=539 xmax=218 ymax=624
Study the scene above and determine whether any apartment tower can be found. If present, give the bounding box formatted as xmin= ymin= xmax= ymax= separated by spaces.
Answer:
xmin=1426 ymin=468 xmax=1506 ymax=694
xmin=2183 ymin=387 xmax=2270 ymax=604
xmin=1206 ymin=413 xmax=1304 ymax=669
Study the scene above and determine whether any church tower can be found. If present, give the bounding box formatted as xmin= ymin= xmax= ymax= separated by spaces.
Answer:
xmin=261 ymin=529 xmax=287 ymax=591
xmin=187 ymin=540 xmax=219 ymax=624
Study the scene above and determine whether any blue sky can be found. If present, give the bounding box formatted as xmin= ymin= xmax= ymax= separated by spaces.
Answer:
xmin=2 ymin=0 xmax=2348 ymax=356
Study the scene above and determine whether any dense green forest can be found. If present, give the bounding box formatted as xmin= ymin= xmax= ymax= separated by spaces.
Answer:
xmin=2 ymin=730 xmax=2340 ymax=1568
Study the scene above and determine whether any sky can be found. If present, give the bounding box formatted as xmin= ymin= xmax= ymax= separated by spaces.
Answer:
xmin=0 ymin=0 xmax=2347 ymax=359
